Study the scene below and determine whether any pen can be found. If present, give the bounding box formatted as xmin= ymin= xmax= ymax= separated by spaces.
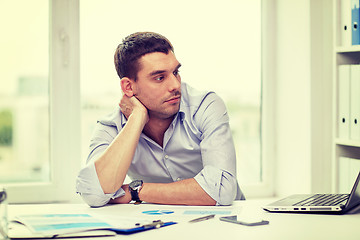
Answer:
xmin=189 ymin=214 xmax=215 ymax=223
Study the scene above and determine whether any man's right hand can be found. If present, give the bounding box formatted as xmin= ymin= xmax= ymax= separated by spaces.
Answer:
xmin=119 ymin=94 xmax=149 ymax=125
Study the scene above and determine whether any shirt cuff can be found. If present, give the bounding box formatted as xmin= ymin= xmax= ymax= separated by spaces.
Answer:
xmin=194 ymin=165 xmax=237 ymax=206
xmin=76 ymin=162 xmax=125 ymax=207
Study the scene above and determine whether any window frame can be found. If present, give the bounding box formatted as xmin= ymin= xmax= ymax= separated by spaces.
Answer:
xmin=240 ymin=0 xmax=276 ymax=198
xmin=5 ymin=0 xmax=276 ymax=202
xmin=5 ymin=0 xmax=81 ymax=203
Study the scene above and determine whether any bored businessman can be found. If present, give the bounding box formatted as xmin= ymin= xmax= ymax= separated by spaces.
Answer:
xmin=76 ymin=32 xmax=245 ymax=207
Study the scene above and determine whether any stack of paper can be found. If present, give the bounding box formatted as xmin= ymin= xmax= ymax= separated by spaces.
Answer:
xmin=9 ymin=213 xmax=177 ymax=238
xmin=9 ymin=214 xmax=116 ymax=238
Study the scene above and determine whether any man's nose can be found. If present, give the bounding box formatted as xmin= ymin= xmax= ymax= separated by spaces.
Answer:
xmin=168 ymin=73 xmax=181 ymax=92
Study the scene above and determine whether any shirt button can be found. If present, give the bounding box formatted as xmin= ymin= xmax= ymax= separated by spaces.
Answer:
xmin=164 ymin=155 xmax=169 ymax=159
xmin=176 ymin=177 xmax=182 ymax=181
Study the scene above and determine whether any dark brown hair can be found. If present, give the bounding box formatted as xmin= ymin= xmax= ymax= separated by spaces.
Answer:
xmin=114 ymin=32 xmax=174 ymax=80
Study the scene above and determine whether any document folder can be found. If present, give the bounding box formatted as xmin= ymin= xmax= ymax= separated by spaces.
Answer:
xmin=342 ymin=0 xmax=352 ymax=46
xmin=110 ymin=220 xmax=177 ymax=235
xmin=350 ymin=64 xmax=360 ymax=140
xmin=11 ymin=213 xmax=177 ymax=238
xmin=352 ymin=0 xmax=360 ymax=45
xmin=338 ymin=65 xmax=351 ymax=139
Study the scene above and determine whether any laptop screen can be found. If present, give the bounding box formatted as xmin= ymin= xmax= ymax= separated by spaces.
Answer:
xmin=345 ymin=172 xmax=360 ymax=210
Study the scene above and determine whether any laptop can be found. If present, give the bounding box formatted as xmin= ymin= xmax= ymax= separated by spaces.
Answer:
xmin=263 ymin=171 xmax=360 ymax=214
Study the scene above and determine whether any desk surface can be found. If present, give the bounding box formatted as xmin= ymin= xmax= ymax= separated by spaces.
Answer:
xmin=8 ymin=199 xmax=360 ymax=240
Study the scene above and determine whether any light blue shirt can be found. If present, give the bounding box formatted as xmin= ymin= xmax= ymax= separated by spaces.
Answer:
xmin=76 ymin=82 xmax=245 ymax=207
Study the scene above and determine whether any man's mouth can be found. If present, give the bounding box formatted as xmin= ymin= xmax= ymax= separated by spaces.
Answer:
xmin=165 ymin=95 xmax=181 ymax=104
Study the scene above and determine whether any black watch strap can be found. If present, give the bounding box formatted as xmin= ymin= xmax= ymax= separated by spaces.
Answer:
xmin=129 ymin=180 xmax=143 ymax=204
xmin=130 ymin=190 xmax=141 ymax=203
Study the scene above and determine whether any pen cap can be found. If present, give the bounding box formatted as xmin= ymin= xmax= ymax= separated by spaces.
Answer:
xmin=0 ymin=188 xmax=7 ymax=240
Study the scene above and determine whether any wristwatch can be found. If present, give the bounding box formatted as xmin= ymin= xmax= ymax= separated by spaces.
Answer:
xmin=129 ymin=180 xmax=143 ymax=204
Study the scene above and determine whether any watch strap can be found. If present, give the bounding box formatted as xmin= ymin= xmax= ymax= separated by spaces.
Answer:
xmin=130 ymin=189 xmax=141 ymax=203
xmin=129 ymin=180 xmax=143 ymax=204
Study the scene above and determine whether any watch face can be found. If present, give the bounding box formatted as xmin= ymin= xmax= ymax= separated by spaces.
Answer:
xmin=129 ymin=180 xmax=143 ymax=190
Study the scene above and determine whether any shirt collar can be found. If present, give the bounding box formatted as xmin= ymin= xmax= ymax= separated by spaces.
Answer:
xmin=120 ymin=111 xmax=128 ymax=128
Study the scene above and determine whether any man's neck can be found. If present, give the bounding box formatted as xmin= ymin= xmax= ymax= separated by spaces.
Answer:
xmin=143 ymin=116 xmax=174 ymax=147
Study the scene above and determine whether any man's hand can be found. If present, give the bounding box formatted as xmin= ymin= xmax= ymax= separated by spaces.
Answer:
xmin=119 ymin=94 xmax=149 ymax=124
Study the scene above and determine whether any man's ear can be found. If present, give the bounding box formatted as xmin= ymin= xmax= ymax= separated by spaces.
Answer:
xmin=120 ymin=77 xmax=136 ymax=97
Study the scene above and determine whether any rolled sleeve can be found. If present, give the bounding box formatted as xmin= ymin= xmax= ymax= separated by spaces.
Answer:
xmin=194 ymin=92 xmax=245 ymax=204
xmin=76 ymin=162 xmax=125 ymax=207
xmin=76 ymin=113 xmax=126 ymax=207
xmin=194 ymin=165 xmax=238 ymax=205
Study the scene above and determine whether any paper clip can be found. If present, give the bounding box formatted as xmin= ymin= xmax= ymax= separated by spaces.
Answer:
xmin=141 ymin=220 xmax=164 ymax=229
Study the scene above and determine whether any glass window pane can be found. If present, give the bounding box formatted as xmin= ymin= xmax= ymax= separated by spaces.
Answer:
xmin=80 ymin=0 xmax=261 ymax=185
xmin=0 ymin=1 xmax=49 ymax=183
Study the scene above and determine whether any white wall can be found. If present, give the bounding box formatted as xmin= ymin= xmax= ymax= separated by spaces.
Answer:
xmin=274 ymin=0 xmax=312 ymax=197
xmin=273 ymin=0 xmax=333 ymax=197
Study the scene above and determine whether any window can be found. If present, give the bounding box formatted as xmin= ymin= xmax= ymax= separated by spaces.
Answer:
xmin=1 ymin=0 xmax=81 ymax=203
xmin=0 ymin=1 xmax=49 ymax=184
xmin=2 ymin=0 xmax=273 ymax=202
xmin=80 ymin=0 xmax=268 ymax=196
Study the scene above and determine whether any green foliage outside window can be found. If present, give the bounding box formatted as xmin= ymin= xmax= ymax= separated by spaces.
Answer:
xmin=0 ymin=110 xmax=13 ymax=146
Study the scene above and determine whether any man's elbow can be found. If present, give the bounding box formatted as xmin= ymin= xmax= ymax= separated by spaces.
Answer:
xmin=217 ymin=179 xmax=238 ymax=206
xmin=78 ymin=193 xmax=110 ymax=208
xmin=217 ymin=193 xmax=236 ymax=206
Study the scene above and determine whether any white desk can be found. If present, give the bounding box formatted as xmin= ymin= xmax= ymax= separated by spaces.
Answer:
xmin=8 ymin=199 xmax=360 ymax=240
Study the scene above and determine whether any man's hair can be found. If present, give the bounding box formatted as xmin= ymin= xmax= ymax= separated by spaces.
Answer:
xmin=114 ymin=32 xmax=174 ymax=80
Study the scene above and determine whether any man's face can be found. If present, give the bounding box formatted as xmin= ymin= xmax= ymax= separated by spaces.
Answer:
xmin=132 ymin=51 xmax=182 ymax=120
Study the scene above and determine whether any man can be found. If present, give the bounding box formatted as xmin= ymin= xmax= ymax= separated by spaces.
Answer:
xmin=76 ymin=32 xmax=245 ymax=207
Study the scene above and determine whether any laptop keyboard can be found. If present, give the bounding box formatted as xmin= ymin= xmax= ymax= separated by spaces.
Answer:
xmin=293 ymin=194 xmax=349 ymax=206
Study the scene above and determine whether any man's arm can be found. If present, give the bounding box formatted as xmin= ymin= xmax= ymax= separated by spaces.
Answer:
xmin=193 ymin=92 xmax=241 ymax=205
xmin=94 ymin=96 xmax=148 ymax=194
xmin=91 ymin=94 xmax=217 ymax=206
xmin=109 ymin=91 xmax=239 ymax=206
xmin=110 ymin=178 xmax=216 ymax=205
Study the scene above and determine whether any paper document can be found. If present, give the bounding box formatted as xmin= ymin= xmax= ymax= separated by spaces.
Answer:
xmin=9 ymin=221 xmax=116 ymax=239
xmin=13 ymin=214 xmax=113 ymax=236
xmin=12 ymin=213 xmax=176 ymax=238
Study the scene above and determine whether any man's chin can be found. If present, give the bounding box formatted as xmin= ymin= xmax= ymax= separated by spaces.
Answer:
xmin=149 ymin=107 xmax=180 ymax=120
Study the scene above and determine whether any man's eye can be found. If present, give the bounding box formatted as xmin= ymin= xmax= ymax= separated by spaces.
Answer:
xmin=173 ymin=70 xmax=180 ymax=76
xmin=155 ymin=76 xmax=164 ymax=81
